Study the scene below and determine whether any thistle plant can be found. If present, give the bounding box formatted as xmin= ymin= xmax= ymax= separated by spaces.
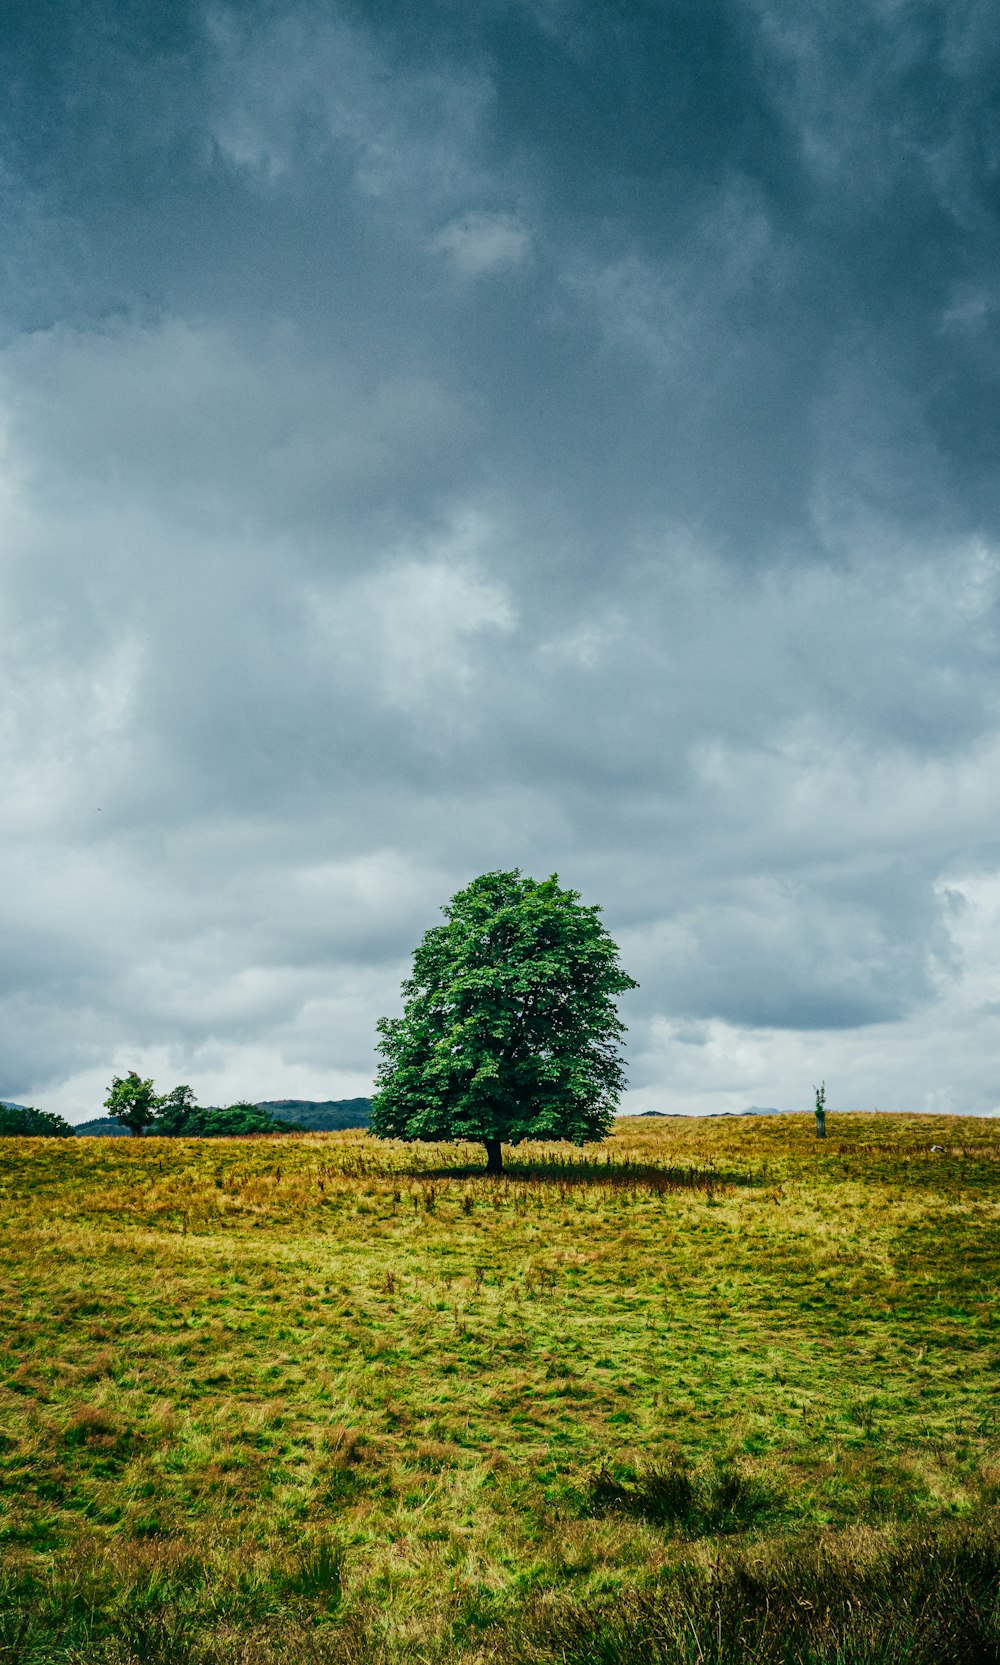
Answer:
xmin=814 ymin=1081 xmax=827 ymax=1140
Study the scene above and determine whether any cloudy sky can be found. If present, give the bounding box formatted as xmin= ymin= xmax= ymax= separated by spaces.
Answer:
xmin=2 ymin=0 xmax=1000 ymax=1123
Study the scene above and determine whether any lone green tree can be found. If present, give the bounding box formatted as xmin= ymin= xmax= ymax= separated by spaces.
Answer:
xmin=370 ymin=870 xmax=637 ymax=1175
xmin=103 ymin=1072 xmax=162 ymax=1137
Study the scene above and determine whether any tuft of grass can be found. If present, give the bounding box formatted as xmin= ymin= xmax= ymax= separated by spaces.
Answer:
xmin=279 ymin=1535 xmax=345 ymax=1610
xmin=587 ymin=1453 xmax=779 ymax=1533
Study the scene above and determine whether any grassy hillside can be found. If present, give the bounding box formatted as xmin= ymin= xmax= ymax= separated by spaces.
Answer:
xmin=1 ymin=1114 xmax=998 ymax=1662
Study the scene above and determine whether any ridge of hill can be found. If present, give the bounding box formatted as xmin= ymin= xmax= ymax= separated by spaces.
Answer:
xmin=257 ymin=1099 xmax=371 ymax=1130
xmin=637 ymin=1106 xmax=793 ymax=1118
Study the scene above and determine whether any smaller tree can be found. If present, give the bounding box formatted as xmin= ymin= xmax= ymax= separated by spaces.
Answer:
xmin=104 ymin=1072 xmax=163 ymax=1137
xmin=814 ymin=1081 xmax=827 ymax=1140
xmin=153 ymin=1084 xmax=198 ymax=1135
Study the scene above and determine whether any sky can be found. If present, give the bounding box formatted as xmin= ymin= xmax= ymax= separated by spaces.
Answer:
xmin=2 ymin=0 xmax=1000 ymax=1123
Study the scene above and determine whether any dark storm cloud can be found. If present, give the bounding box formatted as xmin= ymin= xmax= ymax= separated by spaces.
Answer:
xmin=2 ymin=0 xmax=1000 ymax=1117
xmin=6 ymin=0 xmax=998 ymax=554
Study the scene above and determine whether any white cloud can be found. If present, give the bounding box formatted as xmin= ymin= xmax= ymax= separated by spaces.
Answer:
xmin=207 ymin=7 xmax=495 ymax=212
xmin=560 ymin=183 xmax=774 ymax=373
xmin=307 ymin=515 xmax=516 ymax=715
xmin=435 ymin=212 xmax=531 ymax=276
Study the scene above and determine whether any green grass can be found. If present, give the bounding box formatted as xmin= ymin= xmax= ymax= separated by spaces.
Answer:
xmin=1 ymin=1114 xmax=999 ymax=1660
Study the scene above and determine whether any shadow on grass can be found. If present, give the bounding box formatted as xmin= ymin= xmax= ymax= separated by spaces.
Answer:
xmin=398 ymin=1156 xmax=755 ymax=1194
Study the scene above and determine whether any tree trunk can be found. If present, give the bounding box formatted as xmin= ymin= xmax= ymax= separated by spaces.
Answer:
xmin=484 ymin=1138 xmax=503 ymax=1176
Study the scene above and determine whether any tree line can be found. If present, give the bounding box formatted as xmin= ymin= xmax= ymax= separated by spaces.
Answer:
xmin=0 ymin=1087 xmax=300 ymax=1139
xmin=102 ymin=1079 xmax=300 ymax=1137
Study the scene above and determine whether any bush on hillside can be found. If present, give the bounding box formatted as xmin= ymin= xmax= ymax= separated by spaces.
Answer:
xmin=153 ymin=1098 xmax=299 ymax=1137
xmin=0 ymin=1103 xmax=74 ymax=1137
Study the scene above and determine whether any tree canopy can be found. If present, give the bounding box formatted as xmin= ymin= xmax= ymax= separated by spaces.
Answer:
xmin=370 ymin=870 xmax=637 ymax=1173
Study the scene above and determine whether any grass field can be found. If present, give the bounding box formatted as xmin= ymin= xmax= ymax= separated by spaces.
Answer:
xmin=2 ymin=1113 xmax=999 ymax=1662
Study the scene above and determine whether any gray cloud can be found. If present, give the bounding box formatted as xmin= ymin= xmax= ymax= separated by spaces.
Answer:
xmin=2 ymin=0 xmax=1000 ymax=1119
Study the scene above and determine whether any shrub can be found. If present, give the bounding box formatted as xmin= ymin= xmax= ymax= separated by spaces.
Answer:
xmin=154 ymin=1099 xmax=300 ymax=1137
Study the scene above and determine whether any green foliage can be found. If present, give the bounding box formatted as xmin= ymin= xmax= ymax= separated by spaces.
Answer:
xmin=154 ymin=1097 xmax=296 ymax=1138
xmin=155 ymin=1083 xmax=198 ymax=1127
xmin=0 ymin=1104 xmax=74 ymax=1138
xmin=278 ymin=1536 xmax=344 ymax=1610
xmin=103 ymin=1072 xmax=162 ymax=1137
xmin=372 ymin=870 xmax=637 ymax=1167
xmin=2 ymin=1515 xmax=999 ymax=1664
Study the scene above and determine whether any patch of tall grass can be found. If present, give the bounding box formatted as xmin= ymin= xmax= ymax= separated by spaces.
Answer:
xmin=1 ymin=1513 xmax=998 ymax=1662
xmin=505 ymin=1511 xmax=1000 ymax=1665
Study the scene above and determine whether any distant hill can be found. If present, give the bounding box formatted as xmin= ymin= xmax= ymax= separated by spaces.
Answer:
xmin=258 ymin=1099 xmax=371 ymax=1131
xmin=736 ymin=1106 xmax=794 ymax=1116
xmin=74 ymin=1117 xmax=130 ymax=1136
xmin=633 ymin=1106 xmax=795 ymax=1119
